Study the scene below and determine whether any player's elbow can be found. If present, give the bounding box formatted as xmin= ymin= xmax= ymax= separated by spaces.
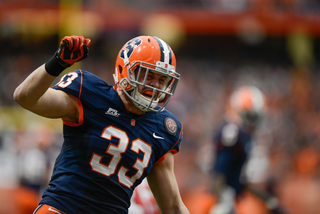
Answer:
xmin=13 ymin=86 xmax=23 ymax=104
xmin=13 ymin=86 xmax=32 ymax=108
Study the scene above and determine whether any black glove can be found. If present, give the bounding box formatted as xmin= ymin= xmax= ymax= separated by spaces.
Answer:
xmin=45 ymin=35 xmax=91 ymax=76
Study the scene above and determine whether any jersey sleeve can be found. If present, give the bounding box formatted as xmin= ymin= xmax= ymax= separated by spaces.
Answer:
xmin=53 ymin=69 xmax=111 ymax=104
xmin=153 ymin=111 xmax=183 ymax=164
xmin=162 ymin=111 xmax=183 ymax=154
xmin=154 ymin=122 xmax=182 ymax=165
xmin=169 ymin=122 xmax=183 ymax=154
xmin=52 ymin=70 xmax=110 ymax=126
xmin=52 ymin=70 xmax=83 ymax=98
xmin=54 ymin=70 xmax=92 ymax=96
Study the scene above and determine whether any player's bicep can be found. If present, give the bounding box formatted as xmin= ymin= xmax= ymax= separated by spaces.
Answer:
xmin=29 ymin=88 xmax=79 ymax=122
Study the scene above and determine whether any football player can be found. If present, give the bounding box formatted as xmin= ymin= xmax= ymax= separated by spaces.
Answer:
xmin=14 ymin=35 xmax=189 ymax=214
xmin=209 ymin=86 xmax=285 ymax=214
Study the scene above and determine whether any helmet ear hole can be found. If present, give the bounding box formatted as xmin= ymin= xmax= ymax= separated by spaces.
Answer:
xmin=118 ymin=65 xmax=122 ymax=74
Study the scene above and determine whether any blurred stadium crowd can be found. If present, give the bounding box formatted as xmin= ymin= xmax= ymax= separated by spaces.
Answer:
xmin=1 ymin=1 xmax=320 ymax=214
xmin=3 ymin=0 xmax=320 ymax=9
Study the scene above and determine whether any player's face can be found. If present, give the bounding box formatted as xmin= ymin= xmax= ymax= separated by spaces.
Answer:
xmin=137 ymin=67 xmax=167 ymax=99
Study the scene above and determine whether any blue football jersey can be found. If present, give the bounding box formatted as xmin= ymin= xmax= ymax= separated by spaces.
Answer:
xmin=212 ymin=120 xmax=252 ymax=195
xmin=40 ymin=70 xmax=183 ymax=214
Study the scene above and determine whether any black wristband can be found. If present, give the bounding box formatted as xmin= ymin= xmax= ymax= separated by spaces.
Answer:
xmin=45 ymin=54 xmax=71 ymax=76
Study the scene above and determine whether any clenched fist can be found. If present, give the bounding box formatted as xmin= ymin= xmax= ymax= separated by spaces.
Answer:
xmin=45 ymin=35 xmax=91 ymax=76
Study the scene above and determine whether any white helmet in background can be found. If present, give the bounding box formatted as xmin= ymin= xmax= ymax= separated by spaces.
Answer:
xmin=229 ymin=85 xmax=266 ymax=128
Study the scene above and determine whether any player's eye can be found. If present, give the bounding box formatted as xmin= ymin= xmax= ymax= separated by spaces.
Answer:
xmin=159 ymin=77 xmax=166 ymax=84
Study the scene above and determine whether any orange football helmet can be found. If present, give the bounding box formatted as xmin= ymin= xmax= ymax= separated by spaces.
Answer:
xmin=229 ymin=85 xmax=266 ymax=128
xmin=113 ymin=36 xmax=180 ymax=112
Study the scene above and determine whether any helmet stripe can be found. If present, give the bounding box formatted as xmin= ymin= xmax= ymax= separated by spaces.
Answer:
xmin=153 ymin=36 xmax=172 ymax=65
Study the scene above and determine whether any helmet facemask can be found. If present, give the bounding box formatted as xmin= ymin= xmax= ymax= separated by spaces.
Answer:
xmin=119 ymin=61 xmax=179 ymax=113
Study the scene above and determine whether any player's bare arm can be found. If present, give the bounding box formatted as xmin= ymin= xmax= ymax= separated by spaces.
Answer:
xmin=147 ymin=152 xmax=190 ymax=214
xmin=13 ymin=64 xmax=78 ymax=122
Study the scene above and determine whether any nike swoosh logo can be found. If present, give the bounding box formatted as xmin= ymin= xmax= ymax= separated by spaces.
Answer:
xmin=48 ymin=207 xmax=62 ymax=214
xmin=153 ymin=132 xmax=164 ymax=140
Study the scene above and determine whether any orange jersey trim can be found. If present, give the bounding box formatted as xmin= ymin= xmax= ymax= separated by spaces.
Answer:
xmin=154 ymin=153 xmax=167 ymax=165
xmin=170 ymin=123 xmax=183 ymax=154
xmin=33 ymin=204 xmax=66 ymax=214
xmin=61 ymin=70 xmax=84 ymax=127
xmin=62 ymin=96 xmax=84 ymax=127
xmin=79 ymin=69 xmax=83 ymax=98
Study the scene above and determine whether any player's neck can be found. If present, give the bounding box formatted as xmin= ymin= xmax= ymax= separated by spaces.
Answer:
xmin=117 ymin=90 xmax=145 ymax=115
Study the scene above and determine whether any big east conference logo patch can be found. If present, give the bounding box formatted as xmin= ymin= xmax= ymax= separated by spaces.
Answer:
xmin=164 ymin=117 xmax=177 ymax=135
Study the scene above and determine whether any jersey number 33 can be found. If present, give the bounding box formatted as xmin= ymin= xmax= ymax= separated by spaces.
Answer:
xmin=90 ymin=126 xmax=152 ymax=188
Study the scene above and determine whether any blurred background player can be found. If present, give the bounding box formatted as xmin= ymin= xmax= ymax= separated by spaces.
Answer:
xmin=209 ymin=85 xmax=285 ymax=214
